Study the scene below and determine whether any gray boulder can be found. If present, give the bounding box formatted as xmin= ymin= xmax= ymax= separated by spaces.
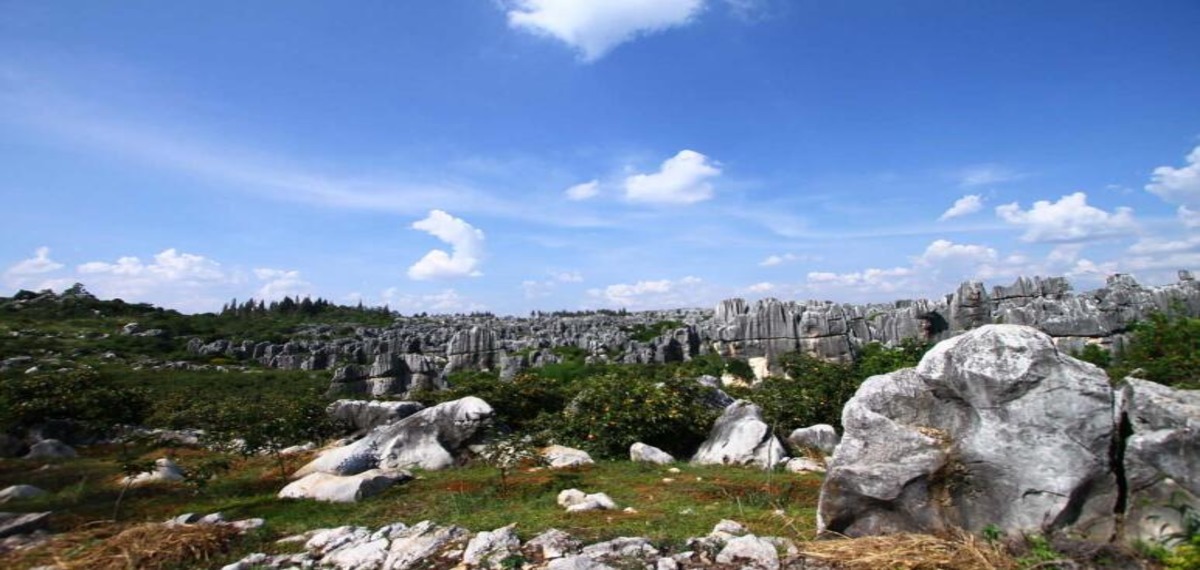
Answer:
xmin=462 ymin=524 xmax=520 ymax=569
xmin=691 ymin=401 xmax=785 ymax=469
xmin=278 ymin=469 xmax=411 ymax=503
xmin=785 ymin=424 xmax=840 ymax=456
xmin=1118 ymin=377 xmax=1200 ymax=544
xmin=121 ymin=457 xmax=185 ymax=487
xmin=294 ymin=396 xmax=493 ymax=477
xmin=715 ymin=534 xmax=780 ymax=570
xmin=0 ymin=511 xmax=51 ymax=539
xmin=557 ymin=489 xmax=618 ymax=512
xmin=542 ymin=445 xmax=594 ymax=468
xmin=0 ymin=485 xmax=46 ymax=504
xmin=326 ymin=399 xmax=424 ymax=434
xmin=819 ymin=325 xmax=1118 ymax=539
xmin=24 ymin=439 xmax=76 ymax=460
xmin=630 ymin=442 xmax=675 ymax=465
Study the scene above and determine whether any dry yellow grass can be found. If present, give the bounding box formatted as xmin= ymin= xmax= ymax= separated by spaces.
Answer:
xmin=6 ymin=521 xmax=240 ymax=570
xmin=799 ymin=530 xmax=1017 ymax=570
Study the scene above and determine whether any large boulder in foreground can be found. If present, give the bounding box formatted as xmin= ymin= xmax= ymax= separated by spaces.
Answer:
xmin=819 ymin=325 xmax=1118 ymax=539
xmin=1118 ymin=377 xmax=1200 ymax=544
xmin=294 ymin=397 xmax=493 ymax=477
xmin=691 ymin=400 xmax=785 ymax=469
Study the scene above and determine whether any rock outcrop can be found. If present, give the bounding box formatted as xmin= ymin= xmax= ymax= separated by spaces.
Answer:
xmin=279 ymin=469 xmax=411 ymax=503
xmin=170 ymin=273 xmax=1199 ymax=395
xmin=630 ymin=442 xmax=675 ymax=464
xmin=223 ymin=519 xmax=804 ymax=570
xmin=785 ymin=424 xmax=840 ymax=456
xmin=818 ymin=323 xmax=1200 ymax=546
xmin=294 ymin=397 xmax=493 ymax=477
xmin=1117 ymin=377 xmax=1200 ymax=544
xmin=691 ymin=401 xmax=785 ymax=469
xmin=326 ymin=400 xmax=425 ymax=435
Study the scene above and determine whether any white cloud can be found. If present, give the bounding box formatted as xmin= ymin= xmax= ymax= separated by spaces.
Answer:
xmin=587 ymin=275 xmax=706 ymax=309
xmin=758 ymin=253 xmax=817 ymax=267
xmin=253 ymin=268 xmax=312 ymax=300
xmin=3 ymin=246 xmax=63 ymax=282
xmin=995 ymin=192 xmax=1137 ymax=242
xmin=552 ymin=270 xmax=584 ymax=282
xmin=565 ymin=180 xmax=600 ymax=201
xmin=507 ymin=0 xmax=705 ymax=62
xmin=805 ymin=267 xmax=913 ymax=288
xmin=1146 ymin=145 xmax=1200 ymax=208
xmin=407 ymin=210 xmax=486 ymax=280
xmin=381 ymin=287 xmax=485 ymax=314
xmin=78 ymin=248 xmax=225 ymax=281
xmin=938 ymin=194 xmax=984 ymax=221
xmin=71 ymin=248 xmax=231 ymax=311
xmin=914 ymin=239 xmax=998 ymax=266
xmin=957 ymin=165 xmax=1022 ymax=188
xmin=624 ymin=150 xmax=721 ymax=204
xmin=1179 ymin=206 xmax=1200 ymax=228
xmin=1127 ymin=236 xmax=1200 ymax=256
xmin=745 ymin=281 xmax=775 ymax=293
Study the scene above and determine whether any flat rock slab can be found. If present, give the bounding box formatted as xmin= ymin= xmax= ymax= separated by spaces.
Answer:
xmin=0 ymin=512 xmax=51 ymax=539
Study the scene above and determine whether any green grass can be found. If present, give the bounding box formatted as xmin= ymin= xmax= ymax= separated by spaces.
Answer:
xmin=0 ymin=445 xmax=822 ymax=567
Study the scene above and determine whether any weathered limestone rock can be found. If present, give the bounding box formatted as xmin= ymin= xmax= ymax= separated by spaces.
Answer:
xmin=462 ymin=524 xmax=520 ymax=569
xmin=819 ymin=325 xmax=1118 ymax=539
xmin=783 ymin=457 xmax=825 ymax=473
xmin=0 ymin=485 xmax=46 ymax=504
xmin=525 ymin=528 xmax=582 ymax=561
xmin=383 ymin=520 xmax=470 ymax=570
xmin=557 ymin=489 xmax=618 ymax=512
xmin=1118 ymin=377 xmax=1200 ymax=544
xmin=630 ymin=442 xmax=675 ymax=465
xmin=0 ymin=512 xmax=51 ymax=539
xmin=786 ymin=424 xmax=840 ymax=456
xmin=24 ymin=439 xmax=76 ymax=460
xmin=446 ymin=327 xmax=498 ymax=374
xmin=692 ymin=401 xmax=786 ymax=469
xmin=326 ymin=399 xmax=424 ymax=434
xmin=715 ymin=534 xmax=780 ymax=570
xmin=294 ymin=397 xmax=493 ymax=477
xmin=542 ymin=445 xmax=594 ymax=469
xmin=278 ymin=469 xmax=411 ymax=503
xmin=121 ymin=457 xmax=185 ymax=487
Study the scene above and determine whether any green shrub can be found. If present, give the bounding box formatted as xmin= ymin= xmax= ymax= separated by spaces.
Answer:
xmin=1072 ymin=344 xmax=1112 ymax=371
xmin=854 ymin=339 xmax=929 ymax=378
xmin=554 ymin=372 xmax=720 ymax=459
xmin=0 ymin=369 xmax=149 ymax=435
xmin=1112 ymin=309 xmax=1200 ymax=388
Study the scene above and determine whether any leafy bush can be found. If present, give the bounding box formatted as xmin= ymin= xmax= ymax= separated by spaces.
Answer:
xmin=739 ymin=353 xmax=859 ymax=434
xmin=623 ymin=320 xmax=683 ymax=343
xmin=554 ymin=372 xmax=721 ymax=459
xmin=1112 ymin=309 xmax=1200 ymax=388
xmin=0 ymin=369 xmax=149 ymax=435
xmin=855 ymin=339 xmax=929 ymax=378
xmin=1072 ymin=344 xmax=1112 ymax=371
xmin=432 ymin=371 xmax=576 ymax=434
xmin=734 ymin=342 xmax=929 ymax=435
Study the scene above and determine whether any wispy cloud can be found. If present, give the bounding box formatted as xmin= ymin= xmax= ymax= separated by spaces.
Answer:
xmin=955 ymin=164 xmax=1024 ymax=188
xmin=938 ymin=194 xmax=984 ymax=221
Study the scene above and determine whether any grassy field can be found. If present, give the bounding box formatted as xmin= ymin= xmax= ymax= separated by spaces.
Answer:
xmin=0 ymin=444 xmax=823 ymax=568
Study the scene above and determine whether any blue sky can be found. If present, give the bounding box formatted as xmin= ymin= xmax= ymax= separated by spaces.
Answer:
xmin=2 ymin=1 xmax=1199 ymax=314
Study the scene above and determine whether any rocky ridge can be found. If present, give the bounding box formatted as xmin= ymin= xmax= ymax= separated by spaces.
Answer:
xmin=177 ymin=272 xmax=1200 ymax=396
